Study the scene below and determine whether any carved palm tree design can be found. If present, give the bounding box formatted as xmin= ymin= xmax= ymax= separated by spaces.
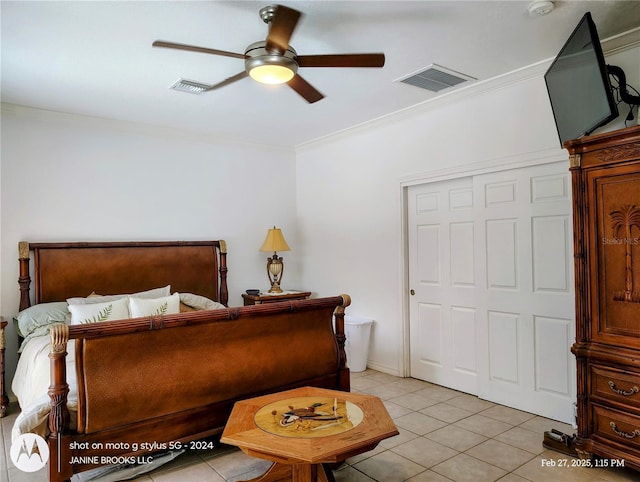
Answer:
xmin=610 ymin=204 xmax=640 ymax=303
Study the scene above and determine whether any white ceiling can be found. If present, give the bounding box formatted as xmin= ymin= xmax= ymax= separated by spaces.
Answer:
xmin=2 ymin=1 xmax=639 ymax=147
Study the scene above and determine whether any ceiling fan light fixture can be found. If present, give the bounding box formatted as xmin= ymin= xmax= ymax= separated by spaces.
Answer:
xmin=249 ymin=64 xmax=295 ymax=84
xmin=244 ymin=41 xmax=298 ymax=85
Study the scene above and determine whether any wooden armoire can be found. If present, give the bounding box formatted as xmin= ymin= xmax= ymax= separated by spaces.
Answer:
xmin=567 ymin=125 xmax=640 ymax=470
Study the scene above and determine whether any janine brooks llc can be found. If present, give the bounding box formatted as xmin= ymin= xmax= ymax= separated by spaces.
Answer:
xmin=70 ymin=455 xmax=154 ymax=465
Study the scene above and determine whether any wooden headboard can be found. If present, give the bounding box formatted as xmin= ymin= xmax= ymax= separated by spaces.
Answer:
xmin=18 ymin=241 xmax=228 ymax=310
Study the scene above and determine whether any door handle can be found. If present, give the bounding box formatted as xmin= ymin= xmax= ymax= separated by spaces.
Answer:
xmin=410 ymin=289 xmax=415 ymax=296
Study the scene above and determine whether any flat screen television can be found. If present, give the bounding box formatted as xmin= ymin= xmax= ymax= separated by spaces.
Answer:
xmin=544 ymin=12 xmax=618 ymax=146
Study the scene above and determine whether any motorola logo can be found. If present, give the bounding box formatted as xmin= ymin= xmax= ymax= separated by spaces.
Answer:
xmin=10 ymin=433 xmax=49 ymax=472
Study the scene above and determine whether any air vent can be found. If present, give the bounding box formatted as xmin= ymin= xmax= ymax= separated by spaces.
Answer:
xmin=398 ymin=64 xmax=476 ymax=93
xmin=169 ymin=78 xmax=211 ymax=95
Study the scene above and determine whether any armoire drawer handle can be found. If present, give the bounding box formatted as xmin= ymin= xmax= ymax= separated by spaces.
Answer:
xmin=609 ymin=422 xmax=640 ymax=439
xmin=608 ymin=381 xmax=639 ymax=396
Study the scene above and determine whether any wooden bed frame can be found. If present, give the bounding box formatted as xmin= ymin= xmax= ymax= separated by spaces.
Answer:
xmin=4 ymin=241 xmax=350 ymax=482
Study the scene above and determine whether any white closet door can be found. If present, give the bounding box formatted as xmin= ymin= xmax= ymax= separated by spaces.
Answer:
xmin=408 ymin=176 xmax=479 ymax=394
xmin=474 ymin=162 xmax=575 ymax=423
xmin=407 ymin=161 xmax=575 ymax=423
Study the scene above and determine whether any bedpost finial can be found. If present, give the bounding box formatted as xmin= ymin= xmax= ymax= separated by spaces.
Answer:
xmin=50 ymin=323 xmax=69 ymax=353
xmin=334 ymin=294 xmax=351 ymax=316
xmin=219 ymin=240 xmax=227 ymax=254
xmin=18 ymin=241 xmax=29 ymax=259
xmin=0 ymin=318 xmax=6 ymax=351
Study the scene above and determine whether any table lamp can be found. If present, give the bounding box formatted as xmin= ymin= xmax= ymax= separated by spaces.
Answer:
xmin=259 ymin=227 xmax=290 ymax=293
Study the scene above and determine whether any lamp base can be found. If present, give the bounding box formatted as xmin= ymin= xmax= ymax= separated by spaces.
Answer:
xmin=268 ymin=284 xmax=284 ymax=294
xmin=266 ymin=254 xmax=285 ymax=294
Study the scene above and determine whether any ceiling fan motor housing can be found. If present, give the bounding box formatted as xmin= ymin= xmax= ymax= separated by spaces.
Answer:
xmin=259 ymin=5 xmax=278 ymax=24
xmin=244 ymin=41 xmax=299 ymax=75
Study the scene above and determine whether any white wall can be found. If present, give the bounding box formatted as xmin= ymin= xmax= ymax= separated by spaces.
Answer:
xmin=295 ymin=37 xmax=640 ymax=376
xmin=0 ymin=106 xmax=300 ymax=385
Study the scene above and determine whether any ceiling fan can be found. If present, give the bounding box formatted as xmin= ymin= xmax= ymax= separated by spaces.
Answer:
xmin=152 ymin=4 xmax=385 ymax=103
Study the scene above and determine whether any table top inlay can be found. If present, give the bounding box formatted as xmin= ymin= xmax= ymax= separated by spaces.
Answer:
xmin=254 ymin=396 xmax=364 ymax=438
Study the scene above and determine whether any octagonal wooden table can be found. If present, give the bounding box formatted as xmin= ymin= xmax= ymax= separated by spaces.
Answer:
xmin=221 ymin=386 xmax=399 ymax=482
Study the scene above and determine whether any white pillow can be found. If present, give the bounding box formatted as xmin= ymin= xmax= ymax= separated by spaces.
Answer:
xmin=66 ymin=285 xmax=171 ymax=305
xmin=179 ymin=292 xmax=226 ymax=310
xmin=69 ymin=297 xmax=130 ymax=325
xmin=129 ymin=293 xmax=180 ymax=318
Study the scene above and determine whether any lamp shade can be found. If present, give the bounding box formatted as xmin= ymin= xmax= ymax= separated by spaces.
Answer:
xmin=259 ymin=227 xmax=290 ymax=252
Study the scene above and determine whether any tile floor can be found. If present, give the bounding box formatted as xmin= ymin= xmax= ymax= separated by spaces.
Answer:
xmin=2 ymin=369 xmax=639 ymax=482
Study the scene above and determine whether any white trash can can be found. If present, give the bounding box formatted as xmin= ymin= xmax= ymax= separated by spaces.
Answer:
xmin=344 ymin=316 xmax=373 ymax=372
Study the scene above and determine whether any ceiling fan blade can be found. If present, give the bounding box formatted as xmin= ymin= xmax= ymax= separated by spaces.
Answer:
xmin=153 ymin=40 xmax=246 ymax=60
xmin=265 ymin=5 xmax=301 ymax=54
xmin=287 ymin=74 xmax=324 ymax=104
xmin=297 ymin=53 xmax=385 ymax=68
xmin=205 ymin=71 xmax=249 ymax=91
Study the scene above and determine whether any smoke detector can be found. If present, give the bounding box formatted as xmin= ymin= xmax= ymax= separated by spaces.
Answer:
xmin=528 ymin=1 xmax=554 ymax=17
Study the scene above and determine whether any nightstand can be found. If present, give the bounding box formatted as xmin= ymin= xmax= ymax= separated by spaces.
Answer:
xmin=242 ymin=290 xmax=311 ymax=306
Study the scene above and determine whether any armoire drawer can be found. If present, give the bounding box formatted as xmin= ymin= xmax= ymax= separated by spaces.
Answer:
xmin=590 ymin=365 xmax=640 ymax=409
xmin=593 ymin=404 xmax=640 ymax=450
